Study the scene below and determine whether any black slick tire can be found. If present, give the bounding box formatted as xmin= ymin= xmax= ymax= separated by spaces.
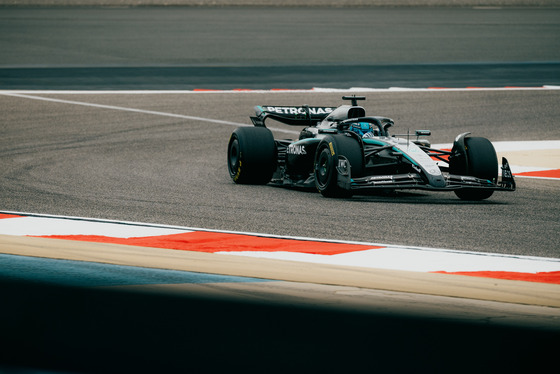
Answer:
xmin=314 ymin=134 xmax=364 ymax=198
xmin=450 ymin=137 xmax=498 ymax=200
xmin=227 ymin=127 xmax=275 ymax=185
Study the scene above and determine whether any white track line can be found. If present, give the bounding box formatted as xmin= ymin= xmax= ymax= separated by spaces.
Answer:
xmin=0 ymin=216 xmax=191 ymax=238
xmin=0 ymin=91 xmax=299 ymax=135
xmin=0 ymin=91 xmax=245 ymax=126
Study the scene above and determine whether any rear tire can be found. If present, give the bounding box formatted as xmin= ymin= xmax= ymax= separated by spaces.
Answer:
xmin=314 ymin=134 xmax=364 ymax=198
xmin=227 ymin=127 xmax=275 ymax=184
xmin=450 ymin=137 xmax=498 ymax=200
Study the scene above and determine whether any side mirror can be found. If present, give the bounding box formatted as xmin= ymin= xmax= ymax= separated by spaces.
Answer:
xmin=415 ymin=130 xmax=431 ymax=137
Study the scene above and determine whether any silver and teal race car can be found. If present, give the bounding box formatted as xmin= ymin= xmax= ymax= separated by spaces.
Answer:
xmin=227 ymin=96 xmax=515 ymax=200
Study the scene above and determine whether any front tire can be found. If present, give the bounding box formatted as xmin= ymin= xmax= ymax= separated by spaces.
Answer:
xmin=314 ymin=134 xmax=364 ymax=198
xmin=227 ymin=127 xmax=275 ymax=184
xmin=450 ymin=136 xmax=498 ymax=200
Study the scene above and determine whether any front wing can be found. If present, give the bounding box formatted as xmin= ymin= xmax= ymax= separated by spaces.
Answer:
xmin=336 ymin=157 xmax=516 ymax=192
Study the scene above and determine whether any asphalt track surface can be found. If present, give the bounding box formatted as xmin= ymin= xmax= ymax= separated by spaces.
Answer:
xmin=1 ymin=5 xmax=560 ymax=373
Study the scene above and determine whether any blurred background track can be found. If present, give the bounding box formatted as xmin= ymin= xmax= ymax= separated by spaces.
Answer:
xmin=1 ymin=6 xmax=559 ymax=89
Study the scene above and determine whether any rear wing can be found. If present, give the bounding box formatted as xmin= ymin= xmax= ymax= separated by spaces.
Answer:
xmin=251 ymin=105 xmax=337 ymax=127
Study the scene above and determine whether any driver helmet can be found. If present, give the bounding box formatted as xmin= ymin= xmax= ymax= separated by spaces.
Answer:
xmin=349 ymin=122 xmax=375 ymax=138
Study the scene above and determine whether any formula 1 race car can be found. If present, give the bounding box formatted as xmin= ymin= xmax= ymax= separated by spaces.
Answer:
xmin=227 ymin=96 xmax=516 ymax=200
